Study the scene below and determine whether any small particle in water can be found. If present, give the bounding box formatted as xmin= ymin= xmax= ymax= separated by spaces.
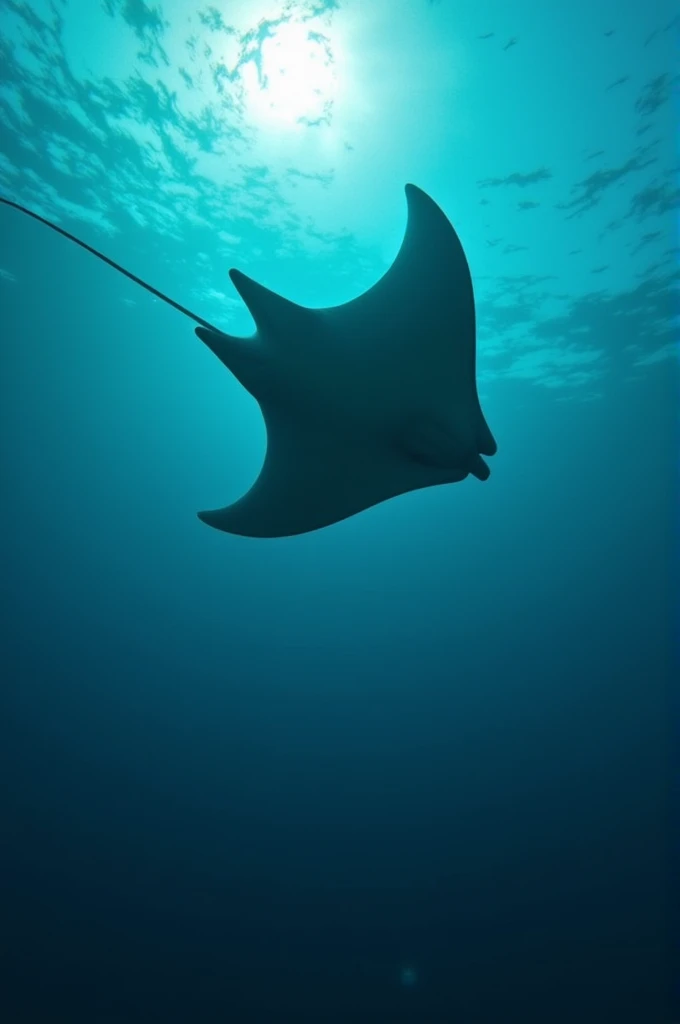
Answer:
xmin=399 ymin=966 xmax=418 ymax=987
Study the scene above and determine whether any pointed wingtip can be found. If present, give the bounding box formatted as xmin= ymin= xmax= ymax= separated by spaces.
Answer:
xmin=228 ymin=267 xmax=246 ymax=287
xmin=197 ymin=509 xmax=218 ymax=528
xmin=404 ymin=182 xmax=429 ymax=203
xmin=227 ymin=266 xmax=310 ymax=336
xmin=403 ymin=183 xmax=450 ymax=231
xmin=229 ymin=267 xmax=259 ymax=305
xmin=228 ymin=268 xmax=258 ymax=312
xmin=195 ymin=324 xmax=230 ymax=358
xmin=404 ymin=182 xmax=421 ymax=205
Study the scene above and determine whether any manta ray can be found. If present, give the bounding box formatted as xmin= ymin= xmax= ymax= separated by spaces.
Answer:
xmin=1 ymin=184 xmax=496 ymax=538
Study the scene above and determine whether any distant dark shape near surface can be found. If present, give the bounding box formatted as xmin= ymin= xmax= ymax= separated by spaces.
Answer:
xmin=1 ymin=184 xmax=496 ymax=539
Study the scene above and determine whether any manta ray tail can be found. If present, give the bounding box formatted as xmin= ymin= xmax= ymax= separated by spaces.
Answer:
xmin=0 ymin=196 xmax=221 ymax=333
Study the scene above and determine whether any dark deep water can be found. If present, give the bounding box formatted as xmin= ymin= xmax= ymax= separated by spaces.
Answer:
xmin=1 ymin=247 xmax=675 ymax=1021
xmin=0 ymin=1 xmax=678 ymax=1021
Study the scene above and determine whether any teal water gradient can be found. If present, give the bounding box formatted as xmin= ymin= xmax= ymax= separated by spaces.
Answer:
xmin=0 ymin=0 xmax=676 ymax=1021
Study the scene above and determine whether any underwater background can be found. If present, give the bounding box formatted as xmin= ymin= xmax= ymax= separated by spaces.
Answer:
xmin=0 ymin=0 xmax=676 ymax=1021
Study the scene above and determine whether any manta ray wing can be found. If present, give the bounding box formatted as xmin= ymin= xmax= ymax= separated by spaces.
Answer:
xmin=1 ymin=185 xmax=496 ymax=539
xmin=195 ymin=184 xmax=496 ymax=537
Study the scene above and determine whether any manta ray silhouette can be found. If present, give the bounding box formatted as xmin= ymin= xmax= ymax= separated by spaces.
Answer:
xmin=1 ymin=185 xmax=496 ymax=538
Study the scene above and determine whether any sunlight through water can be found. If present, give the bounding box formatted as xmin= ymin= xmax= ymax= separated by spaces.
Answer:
xmin=241 ymin=20 xmax=340 ymax=129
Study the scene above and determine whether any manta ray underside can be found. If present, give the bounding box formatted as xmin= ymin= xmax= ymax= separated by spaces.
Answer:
xmin=1 ymin=184 xmax=496 ymax=538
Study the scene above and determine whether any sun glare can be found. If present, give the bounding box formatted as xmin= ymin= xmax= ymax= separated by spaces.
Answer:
xmin=242 ymin=21 xmax=340 ymax=129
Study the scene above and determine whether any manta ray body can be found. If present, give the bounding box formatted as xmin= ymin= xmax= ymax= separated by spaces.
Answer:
xmin=1 ymin=184 xmax=496 ymax=538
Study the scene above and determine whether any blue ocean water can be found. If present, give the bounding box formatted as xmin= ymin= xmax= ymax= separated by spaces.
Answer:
xmin=0 ymin=1 xmax=676 ymax=1021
